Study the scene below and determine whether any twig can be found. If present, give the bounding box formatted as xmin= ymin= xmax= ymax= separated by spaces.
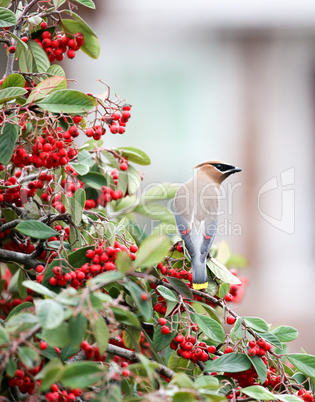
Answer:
xmin=0 ymin=248 xmax=41 ymax=268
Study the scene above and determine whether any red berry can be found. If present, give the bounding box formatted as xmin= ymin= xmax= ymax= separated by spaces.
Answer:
xmin=49 ymin=277 xmax=57 ymax=286
xmin=67 ymin=49 xmax=76 ymax=59
xmin=257 ymin=338 xmax=265 ymax=348
xmin=161 ymin=326 xmax=170 ymax=335
xmin=248 ymin=340 xmax=256 ymax=348
xmin=21 ymin=36 xmax=28 ymax=43
xmin=9 ymin=46 xmax=16 ymax=53
xmin=80 ymin=340 xmax=89 ymax=351
xmin=207 ymin=345 xmax=216 ymax=354
xmin=130 ymin=244 xmax=138 ymax=253
xmin=224 ymin=346 xmax=233 ymax=354
xmin=226 ymin=315 xmax=236 ymax=325
xmin=122 ymin=369 xmax=130 ymax=377
xmin=40 ymin=341 xmax=47 ymax=350
xmin=40 ymin=21 xmax=48 ymax=30
xmin=120 ymin=162 xmax=128 ymax=171
xmin=175 ymin=334 xmax=184 ymax=344
xmin=140 ymin=293 xmax=148 ymax=301
xmin=224 ymin=293 xmax=233 ymax=302
xmin=176 ymin=243 xmax=183 ymax=252
xmin=36 ymin=264 xmax=45 ymax=273
xmin=158 ymin=318 xmax=167 ymax=326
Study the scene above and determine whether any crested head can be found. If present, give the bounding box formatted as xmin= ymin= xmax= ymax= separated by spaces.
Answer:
xmin=194 ymin=160 xmax=242 ymax=184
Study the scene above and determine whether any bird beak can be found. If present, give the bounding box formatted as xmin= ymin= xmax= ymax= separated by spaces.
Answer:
xmin=226 ymin=167 xmax=242 ymax=174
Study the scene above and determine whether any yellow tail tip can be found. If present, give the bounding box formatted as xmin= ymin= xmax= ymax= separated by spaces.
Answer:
xmin=193 ymin=282 xmax=208 ymax=290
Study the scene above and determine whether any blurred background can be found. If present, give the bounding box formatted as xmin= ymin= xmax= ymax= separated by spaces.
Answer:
xmin=3 ymin=0 xmax=315 ymax=352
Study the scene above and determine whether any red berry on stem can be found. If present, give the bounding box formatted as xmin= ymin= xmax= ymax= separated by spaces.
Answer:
xmin=226 ymin=315 xmax=236 ymax=325
xmin=40 ymin=21 xmax=48 ymax=30
xmin=158 ymin=317 xmax=167 ymax=326
xmin=40 ymin=341 xmax=47 ymax=350
xmin=120 ymin=162 xmax=128 ymax=171
xmin=161 ymin=326 xmax=170 ymax=335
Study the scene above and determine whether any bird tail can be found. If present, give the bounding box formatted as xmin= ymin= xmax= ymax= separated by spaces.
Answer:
xmin=191 ymin=256 xmax=208 ymax=290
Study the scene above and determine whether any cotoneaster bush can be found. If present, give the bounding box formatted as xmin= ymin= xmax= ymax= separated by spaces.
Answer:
xmin=0 ymin=1 xmax=314 ymax=402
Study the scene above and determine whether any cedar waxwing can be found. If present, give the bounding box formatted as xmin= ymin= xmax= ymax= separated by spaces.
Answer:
xmin=174 ymin=161 xmax=241 ymax=290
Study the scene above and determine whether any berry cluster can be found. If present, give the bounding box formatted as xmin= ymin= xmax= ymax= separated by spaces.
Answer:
xmin=34 ymin=22 xmax=85 ymax=62
xmin=43 ymin=241 xmax=138 ymax=289
xmin=45 ymin=385 xmax=82 ymax=402
xmin=170 ymin=333 xmax=209 ymax=363
xmin=97 ymin=185 xmax=124 ymax=207
xmin=7 ymin=368 xmax=42 ymax=396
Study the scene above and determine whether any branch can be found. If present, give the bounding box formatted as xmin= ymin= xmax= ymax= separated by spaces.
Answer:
xmin=0 ymin=248 xmax=41 ymax=268
xmin=0 ymin=219 xmax=20 ymax=233
xmin=66 ymin=344 xmax=175 ymax=380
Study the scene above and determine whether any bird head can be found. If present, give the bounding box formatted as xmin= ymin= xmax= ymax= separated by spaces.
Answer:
xmin=194 ymin=160 xmax=242 ymax=184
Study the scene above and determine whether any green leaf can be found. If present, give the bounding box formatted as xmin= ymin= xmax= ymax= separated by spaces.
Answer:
xmin=37 ymin=300 xmax=64 ymax=329
xmin=153 ymin=319 xmax=178 ymax=352
xmin=19 ymin=40 xmax=50 ymax=73
xmin=6 ymin=301 xmax=33 ymax=320
xmin=37 ymin=89 xmax=94 ymax=114
xmin=42 ymin=323 xmax=70 ymax=348
xmin=0 ymin=122 xmax=19 ymax=165
xmin=6 ymin=359 xmax=17 ymax=377
xmin=166 ymin=276 xmax=193 ymax=300
xmin=60 ymin=314 xmax=86 ymax=361
xmin=193 ymin=313 xmax=225 ymax=343
xmin=73 ymin=188 xmax=86 ymax=209
xmin=0 ymin=7 xmax=16 ymax=26
xmin=68 ymin=246 xmax=92 ymax=268
xmin=271 ymin=325 xmax=298 ymax=342
xmin=115 ymin=251 xmax=132 ymax=273
xmin=73 ymin=0 xmax=95 ymax=8
xmin=17 ymin=269 xmax=27 ymax=298
xmin=277 ymin=395 xmax=306 ymax=402
xmin=286 ymin=354 xmax=315 ymax=378
xmin=194 ymin=375 xmax=219 ymax=390
xmin=205 ymin=353 xmax=252 ymax=373
xmin=135 ymin=234 xmax=171 ymax=268
xmin=101 ymin=149 xmax=120 ymax=168
xmin=232 ymin=317 xmax=245 ymax=340
xmin=134 ymin=203 xmax=176 ymax=225
xmin=6 ymin=312 xmax=38 ymax=332
xmin=70 ymin=163 xmax=89 ymax=176
xmin=123 ymin=326 xmax=141 ymax=349
xmin=18 ymin=346 xmax=40 ymax=368
xmin=36 ymin=358 xmax=63 ymax=391
xmin=142 ymin=183 xmax=179 ymax=203
xmin=157 ymin=285 xmax=178 ymax=303
xmin=258 ymin=331 xmax=282 ymax=350
xmin=46 ymin=64 xmax=66 ymax=77
xmin=124 ymin=280 xmax=152 ymax=321
xmin=47 ymin=241 xmax=71 ymax=251
xmin=168 ymin=352 xmax=193 ymax=373
xmin=241 ymin=385 xmax=275 ymax=401
xmin=78 ymin=149 xmax=94 ymax=167
xmin=1 ymin=73 xmax=25 ymax=89
xmin=243 ymin=317 xmax=269 ymax=332
xmin=16 ymin=220 xmax=58 ymax=239
xmin=91 ymin=315 xmax=109 ymax=355
xmin=62 ymin=17 xmax=100 ymax=59
xmin=78 ymin=171 xmax=107 ymax=189
xmin=27 ymin=76 xmax=67 ymax=103
xmin=0 ymin=0 xmax=12 ymax=7
xmin=89 ymin=270 xmax=124 ymax=286
xmin=64 ymin=194 xmax=83 ymax=226
xmin=248 ymin=354 xmax=268 ymax=384
xmin=61 ymin=361 xmax=103 ymax=388
xmin=0 ymin=326 xmax=9 ymax=344
xmin=118 ymin=147 xmax=151 ymax=165
xmin=22 ymin=280 xmax=57 ymax=298
xmin=110 ymin=306 xmax=140 ymax=327
xmin=127 ymin=165 xmax=141 ymax=195
xmin=218 ymin=282 xmax=230 ymax=299
xmin=207 ymin=259 xmax=241 ymax=285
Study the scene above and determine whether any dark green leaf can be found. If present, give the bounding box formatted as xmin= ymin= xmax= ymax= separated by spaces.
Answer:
xmin=19 ymin=40 xmax=50 ymax=73
xmin=168 ymin=351 xmax=194 ymax=373
xmin=153 ymin=319 xmax=178 ymax=352
xmin=232 ymin=317 xmax=245 ymax=339
xmin=124 ymin=280 xmax=152 ymax=321
xmin=6 ymin=359 xmax=17 ymax=377
xmin=61 ymin=361 xmax=103 ymax=388
xmin=78 ymin=171 xmax=107 ymax=190
xmin=0 ymin=7 xmax=16 ymax=27
xmin=68 ymin=246 xmax=93 ymax=268
xmin=47 ymin=240 xmax=71 ymax=251
xmin=0 ymin=122 xmax=19 ymax=165
xmin=205 ymin=353 xmax=252 ymax=373
xmin=37 ymin=300 xmax=64 ymax=329
xmin=6 ymin=301 xmax=33 ymax=320
xmin=271 ymin=326 xmax=298 ymax=342
xmin=218 ymin=282 xmax=230 ymax=299
xmin=157 ymin=285 xmax=178 ymax=302
xmin=135 ymin=234 xmax=171 ymax=268
xmin=62 ymin=17 xmax=100 ymax=59
xmin=286 ymin=354 xmax=315 ymax=378
xmin=36 ymin=358 xmax=63 ymax=391
xmin=37 ymin=89 xmax=94 ymax=114
xmin=0 ymin=326 xmax=9 ymax=344
xmin=17 ymin=269 xmax=27 ymax=298
xmin=91 ymin=315 xmax=109 ymax=355
xmin=18 ymin=346 xmax=40 ymax=368
xmin=118 ymin=147 xmax=151 ymax=165
xmin=241 ymin=385 xmax=275 ymax=400
xmin=193 ymin=313 xmax=225 ymax=343
xmin=42 ymin=323 xmax=70 ymax=348
xmin=1 ymin=73 xmax=25 ymax=89
xmin=167 ymin=276 xmax=193 ymax=300
xmin=257 ymin=331 xmax=282 ymax=350
xmin=243 ymin=317 xmax=268 ymax=332
xmin=110 ymin=306 xmax=140 ymax=327
xmin=16 ymin=220 xmax=58 ymax=239
xmin=248 ymin=354 xmax=268 ymax=384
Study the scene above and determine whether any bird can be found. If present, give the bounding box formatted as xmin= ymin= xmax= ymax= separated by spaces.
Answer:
xmin=174 ymin=161 xmax=241 ymax=290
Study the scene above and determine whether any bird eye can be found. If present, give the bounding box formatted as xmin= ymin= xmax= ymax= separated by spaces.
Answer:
xmin=216 ymin=164 xmax=222 ymax=170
